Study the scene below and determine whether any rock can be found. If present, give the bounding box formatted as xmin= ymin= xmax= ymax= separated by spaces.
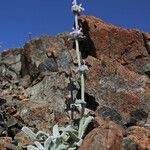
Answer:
xmin=80 ymin=117 xmax=126 ymax=150
xmin=14 ymin=131 xmax=34 ymax=145
xmin=38 ymin=57 xmax=58 ymax=72
xmin=81 ymin=117 xmax=150 ymax=150
xmin=123 ymin=138 xmax=138 ymax=150
xmin=144 ymin=63 xmax=150 ymax=76
xmin=20 ymin=35 xmax=73 ymax=81
xmin=96 ymin=106 xmax=123 ymax=126
xmin=19 ymin=100 xmax=67 ymax=132
xmin=84 ymin=55 xmax=150 ymax=125
xmin=0 ymin=137 xmax=19 ymax=150
xmin=0 ymin=48 xmax=22 ymax=79
xmin=18 ymin=75 xmax=31 ymax=89
xmin=20 ymin=35 xmax=51 ymax=79
xmin=143 ymin=33 xmax=150 ymax=54
xmin=127 ymin=126 xmax=150 ymax=150
xmin=0 ymin=63 xmax=18 ymax=80
xmin=5 ymin=116 xmax=17 ymax=129
xmin=129 ymin=109 xmax=148 ymax=126
xmin=79 ymin=16 xmax=150 ymax=75
xmin=0 ymin=97 xmax=6 ymax=106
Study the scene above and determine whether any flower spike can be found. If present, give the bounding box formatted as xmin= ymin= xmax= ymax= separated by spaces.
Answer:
xmin=69 ymin=27 xmax=84 ymax=40
xmin=71 ymin=0 xmax=85 ymax=15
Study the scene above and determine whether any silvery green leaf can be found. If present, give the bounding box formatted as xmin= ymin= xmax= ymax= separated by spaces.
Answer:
xmin=27 ymin=145 xmax=39 ymax=150
xmin=34 ymin=141 xmax=46 ymax=150
xmin=61 ymin=132 xmax=69 ymax=141
xmin=83 ymin=116 xmax=93 ymax=133
xmin=78 ymin=116 xmax=93 ymax=139
xmin=49 ymin=137 xmax=62 ymax=150
xmin=18 ymin=142 xmax=26 ymax=149
xmin=68 ymin=147 xmax=77 ymax=150
xmin=68 ymin=131 xmax=80 ymax=142
xmin=44 ymin=136 xmax=53 ymax=149
xmin=53 ymin=124 xmax=60 ymax=138
xmin=60 ymin=125 xmax=77 ymax=133
xmin=75 ymin=99 xmax=86 ymax=105
xmin=75 ymin=139 xmax=83 ymax=146
xmin=78 ymin=117 xmax=85 ymax=139
xmin=22 ymin=126 xmax=36 ymax=140
xmin=54 ymin=144 xmax=69 ymax=150
xmin=49 ymin=142 xmax=57 ymax=150
xmin=36 ymin=131 xmax=49 ymax=140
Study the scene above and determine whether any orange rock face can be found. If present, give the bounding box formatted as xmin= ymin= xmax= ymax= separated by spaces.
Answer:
xmin=79 ymin=16 xmax=149 ymax=68
xmin=127 ymin=126 xmax=150 ymax=150
xmin=80 ymin=117 xmax=126 ymax=150
xmin=78 ymin=16 xmax=150 ymax=125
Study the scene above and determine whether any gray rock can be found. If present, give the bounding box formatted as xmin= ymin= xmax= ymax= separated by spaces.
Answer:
xmin=144 ymin=63 xmax=150 ymax=76
xmin=38 ymin=58 xmax=58 ymax=72
xmin=123 ymin=138 xmax=137 ymax=150
xmin=129 ymin=109 xmax=148 ymax=125
xmin=0 ymin=48 xmax=21 ymax=77
xmin=96 ymin=106 xmax=123 ymax=125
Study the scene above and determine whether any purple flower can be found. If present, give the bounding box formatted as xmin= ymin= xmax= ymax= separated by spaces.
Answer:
xmin=77 ymin=64 xmax=89 ymax=73
xmin=69 ymin=27 xmax=84 ymax=40
xmin=71 ymin=0 xmax=85 ymax=14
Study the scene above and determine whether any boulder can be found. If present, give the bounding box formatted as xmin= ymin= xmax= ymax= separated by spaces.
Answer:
xmin=0 ymin=48 xmax=22 ymax=79
xmin=79 ymin=16 xmax=150 ymax=75
xmin=80 ymin=117 xmax=126 ymax=150
xmin=126 ymin=126 xmax=150 ymax=150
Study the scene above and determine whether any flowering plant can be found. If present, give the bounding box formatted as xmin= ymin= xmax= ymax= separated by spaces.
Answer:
xmin=21 ymin=1 xmax=93 ymax=150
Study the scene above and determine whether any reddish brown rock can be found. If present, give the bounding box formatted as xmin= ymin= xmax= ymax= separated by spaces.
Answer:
xmin=127 ymin=126 xmax=150 ymax=150
xmin=76 ymin=16 xmax=150 ymax=126
xmin=81 ymin=118 xmax=150 ymax=150
xmin=79 ymin=16 xmax=150 ymax=74
xmin=14 ymin=131 xmax=34 ymax=146
xmin=20 ymin=34 xmax=72 ymax=80
xmin=0 ymin=137 xmax=18 ymax=150
xmin=84 ymin=55 xmax=149 ymax=125
xmin=143 ymin=33 xmax=150 ymax=54
xmin=80 ymin=117 xmax=126 ymax=150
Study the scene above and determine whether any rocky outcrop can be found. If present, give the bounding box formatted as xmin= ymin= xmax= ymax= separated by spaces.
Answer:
xmin=80 ymin=117 xmax=150 ymax=150
xmin=79 ymin=16 xmax=150 ymax=72
xmin=78 ymin=16 xmax=150 ymax=126
xmin=0 ymin=48 xmax=22 ymax=80
xmin=0 ymin=16 xmax=149 ymax=149
xmin=80 ymin=117 xmax=126 ymax=150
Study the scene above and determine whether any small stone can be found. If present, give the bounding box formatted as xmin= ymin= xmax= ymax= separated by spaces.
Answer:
xmin=129 ymin=109 xmax=148 ymax=125
xmin=144 ymin=63 xmax=150 ymax=76
xmin=0 ymin=97 xmax=6 ymax=106
xmin=14 ymin=131 xmax=34 ymax=145
xmin=0 ymin=137 xmax=19 ymax=150
xmin=7 ymin=106 xmax=17 ymax=115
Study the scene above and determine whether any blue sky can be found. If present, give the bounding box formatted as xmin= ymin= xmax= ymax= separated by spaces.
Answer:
xmin=0 ymin=0 xmax=150 ymax=51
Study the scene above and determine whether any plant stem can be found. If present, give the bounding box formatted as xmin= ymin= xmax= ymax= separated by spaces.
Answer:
xmin=73 ymin=0 xmax=86 ymax=138
xmin=74 ymin=10 xmax=85 ymax=117
xmin=75 ymin=39 xmax=81 ymax=66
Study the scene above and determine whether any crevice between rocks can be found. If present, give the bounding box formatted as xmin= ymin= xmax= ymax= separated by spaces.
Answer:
xmin=78 ymin=19 xmax=97 ymax=59
xmin=76 ymin=91 xmax=99 ymax=111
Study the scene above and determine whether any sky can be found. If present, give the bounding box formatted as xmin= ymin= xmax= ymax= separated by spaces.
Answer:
xmin=0 ymin=0 xmax=150 ymax=52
